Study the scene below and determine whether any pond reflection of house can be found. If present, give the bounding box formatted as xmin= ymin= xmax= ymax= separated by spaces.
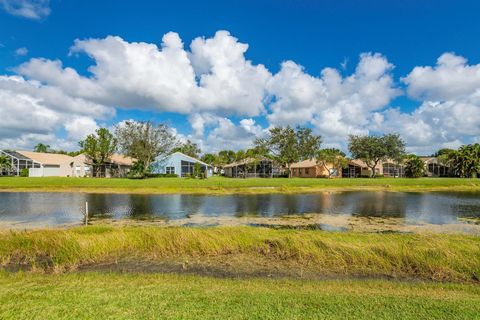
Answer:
xmin=223 ymin=158 xmax=282 ymax=178
xmin=152 ymin=152 xmax=213 ymax=178
xmin=342 ymin=159 xmax=405 ymax=178
xmin=419 ymin=157 xmax=451 ymax=177
xmin=290 ymin=159 xmax=342 ymax=178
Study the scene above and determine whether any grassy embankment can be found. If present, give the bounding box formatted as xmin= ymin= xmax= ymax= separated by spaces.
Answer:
xmin=1 ymin=226 xmax=479 ymax=319
xmin=0 ymin=176 xmax=479 ymax=194
xmin=1 ymin=226 xmax=479 ymax=282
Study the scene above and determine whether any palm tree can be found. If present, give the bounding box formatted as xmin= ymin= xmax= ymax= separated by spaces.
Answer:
xmin=34 ymin=143 xmax=50 ymax=153
xmin=404 ymin=155 xmax=426 ymax=178
xmin=0 ymin=155 xmax=12 ymax=175
xmin=448 ymin=143 xmax=480 ymax=178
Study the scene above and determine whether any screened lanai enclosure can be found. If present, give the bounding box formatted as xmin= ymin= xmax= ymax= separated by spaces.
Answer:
xmin=382 ymin=163 xmax=405 ymax=177
xmin=0 ymin=150 xmax=41 ymax=176
xmin=224 ymin=158 xmax=283 ymax=178
xmin=180 ymin=160 xmax=209 ymax=177
xmin=422 ymin=157 xmax=451 ymax=177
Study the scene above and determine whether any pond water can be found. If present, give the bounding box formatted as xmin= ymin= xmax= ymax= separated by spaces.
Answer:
xmin=0 ymin=191 xmax=479 ymax=231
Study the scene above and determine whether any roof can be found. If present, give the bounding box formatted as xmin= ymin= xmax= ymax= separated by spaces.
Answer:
xmin=224 ymin=157 xmax=273 ymax=168
xmin=108 ymin=154 xmax=135 ymax=166
xmin=159 ymin=152 xmax=212 ymax=168
xmin=290 ymin=159 xmax=318 ymax=168
xmin=1 ymin=150 xmax=33 ymax=161
xmin=348 ymin=159 xmax=370 ymax=168
xmin=16 ymin=151 xmax=73 ymax=165
xmin=73 ymin=153 xmax=135 ymax=166
xmin=419 ymin=156 xmax=439 ymax=164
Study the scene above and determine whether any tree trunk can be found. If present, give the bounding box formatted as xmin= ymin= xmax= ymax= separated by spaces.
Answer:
xmin=370 ymin=165 xmax=376 ymax=178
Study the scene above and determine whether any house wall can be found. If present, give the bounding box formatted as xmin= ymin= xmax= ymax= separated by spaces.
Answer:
xmin=29 ymin=165 xmax=61 ymax=177
xmin=152 ymin=153 xmax=212 ymax=177
xmin=291 ymin=164 xmax=342 ymax=178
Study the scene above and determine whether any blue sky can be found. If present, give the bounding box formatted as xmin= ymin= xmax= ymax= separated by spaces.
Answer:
xmin=1 ymin=0 xmax=479 ymax=154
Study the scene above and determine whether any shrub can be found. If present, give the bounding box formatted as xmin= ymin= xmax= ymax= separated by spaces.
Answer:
xmin=20 ymin=168 xmax=29 ymax=177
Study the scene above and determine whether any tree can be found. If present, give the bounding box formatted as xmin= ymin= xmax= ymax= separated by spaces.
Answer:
xmin=404 ymin=155 xmax=426 ymax=178
xmin=433 ymin=148 xmax=455 ymax=157
xmin=0 ymin=155 xmax=12 ymax=173
xmin=316 ymin=148 xmax=348 ymax=178
xmin=79 ymin=128 xmax=117 ymax=178
xmin=115 ymin=121 xmax=177 ymax=177
xmin=235 ymin=150 xmax=247 ymax=161
xmin=296 ymin=127 xmax=322 ymax=160
xmin=173 ymin=140 xmax=201 ymax=158
xmin=192 ymin=162 xmax=202 ymax=179
xmin=255 ymin=126 xmax=322 ymax=177
xmin=201 ymin=153 xmax=217 ymax=166
xmin=448 ymin=143 xmax=480 ymax=178
xmin=348 ymin=134 xmax=405 ymax=177
xmin=217 ymin=150 xmax=236 ymax=166
xmin=34 ymin=143 xmax=50 ymax=153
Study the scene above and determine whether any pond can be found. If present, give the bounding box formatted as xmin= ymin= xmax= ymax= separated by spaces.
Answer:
xmin=1 ymin=191 xmax=479 ymax=232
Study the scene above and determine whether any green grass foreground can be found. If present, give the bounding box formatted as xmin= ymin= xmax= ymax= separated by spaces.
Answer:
xmin=0 ymin=272 xmax=479 ymax=320
xmin=1 ymin=226 xmax=479 ymax=282
xmin=0 ymin=176 xmax=479 ymax=193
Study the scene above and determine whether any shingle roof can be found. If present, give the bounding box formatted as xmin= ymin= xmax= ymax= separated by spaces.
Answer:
xmin=16 ymin=151 xmax=73 ymax=165
xmin=290 ymin=159 xmax=318 ymax=168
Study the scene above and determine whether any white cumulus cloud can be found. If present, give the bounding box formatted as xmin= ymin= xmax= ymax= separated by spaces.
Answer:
xmin=0 ymin=0 xmax=50 ymax=20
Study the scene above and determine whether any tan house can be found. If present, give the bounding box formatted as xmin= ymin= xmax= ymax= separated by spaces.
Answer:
xmin=70 ymin=154 xmax=135 ymax=178
xmin=17 ymin=151 xmax=75 ymax=177
xmin=3 ymin=151 xmax=134 ymax=177
xmin=290 ymin=159 xmax=343 ymax=178
xmin=343 ymin=159 xmax=405 ymax=178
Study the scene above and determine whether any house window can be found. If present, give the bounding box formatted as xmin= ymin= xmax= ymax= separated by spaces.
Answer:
xmin=75 ymin=165 xmax=81 ymax=176
xmin=305 ymin=168 xmax=309 ymax=174
xmin=166 ymin=166 xmax=175 ymax=174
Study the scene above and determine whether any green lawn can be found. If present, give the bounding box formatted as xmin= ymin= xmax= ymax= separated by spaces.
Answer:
xmin=0 ymin=273 xmax=479 ymax=319
xmin=0 ymin=176 xmax=479 ymax=193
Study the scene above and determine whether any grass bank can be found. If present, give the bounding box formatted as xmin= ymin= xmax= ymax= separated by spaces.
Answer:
xmin=1 ymin=226 xmax=479 ymax=283
xmin=0 ymin=176 xmax=479 ymax=194
xmin=0 ymin=272 xmax=479 ymax=320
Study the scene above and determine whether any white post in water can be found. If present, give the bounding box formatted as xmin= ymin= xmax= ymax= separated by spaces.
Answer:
xmin=85 ymin=201 xmax=89 ymax=226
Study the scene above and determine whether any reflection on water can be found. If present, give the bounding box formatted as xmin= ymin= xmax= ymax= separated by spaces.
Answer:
xmin=0 ymin=191 xmax=479 ymax=229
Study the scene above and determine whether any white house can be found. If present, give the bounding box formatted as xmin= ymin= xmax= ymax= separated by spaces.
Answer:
xmin=151 ymin=152 xmax=213 ymax=178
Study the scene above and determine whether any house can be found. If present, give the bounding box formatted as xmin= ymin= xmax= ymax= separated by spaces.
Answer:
xmin=290 ymin=159 xmax=342 ymax=178
xmin=342 ymin=159 xmax=405 ymax=178
xmin=16 ymin=151 xmax=74 ymax=177
xmin=223 ymin=157 xmax=283 ymax=178
xmin=0 ymin=150 xmax=134 ymax=177
xmin=419 ymin=157 xmax=451 ymax=177
xmin=151 ymin=152 xmax=213 ymax=177
xmin=70 ymin=154 xmax=134 ymax=178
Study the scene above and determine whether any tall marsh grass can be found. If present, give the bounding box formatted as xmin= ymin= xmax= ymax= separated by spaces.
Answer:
xmin=0 ymin=226 xmax=479 ymax=282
